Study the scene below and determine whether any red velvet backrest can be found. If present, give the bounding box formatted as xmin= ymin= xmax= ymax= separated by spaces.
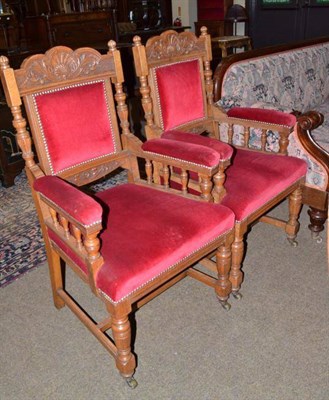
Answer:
xmin=151 ymin=59 xmax=206 ymax=131
xmin=31 ymin=80 xmax=119 ymax=176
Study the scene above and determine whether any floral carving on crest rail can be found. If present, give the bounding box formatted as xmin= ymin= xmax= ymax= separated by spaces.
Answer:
xmin=146 ymin=31 xmax=205 ymax=61
xmin=15 ymin=47 xmax=115 ymax=89
xmin=67 ymin=161 xmax=121 ymax=186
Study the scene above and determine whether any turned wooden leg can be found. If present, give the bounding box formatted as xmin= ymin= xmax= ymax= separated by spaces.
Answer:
xmin=229 ymin=224 xmax=246 ymax=299
xmin=111 ymin=314 xmax=137 ymax=388
xmin=286 ymin=187 xmax=303 ymax=246
xmin=215 ymin=235 xmax=233 ymax=311
xmin=308 ymin=207 xmax=327 ymax=243
xmin=47 ymin=247 xmax=65 ymax=309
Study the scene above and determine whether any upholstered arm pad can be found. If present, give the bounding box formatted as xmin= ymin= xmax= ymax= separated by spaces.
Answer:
xmin=142 ymin=138 xmax=225 ymax=169
xmin=161 ymin=130 xmax=233 ymax=161
xmin=34 ymin=176 xmax=103 ymax=229
xmin=227 ymin=107 xmax=297 ymax=128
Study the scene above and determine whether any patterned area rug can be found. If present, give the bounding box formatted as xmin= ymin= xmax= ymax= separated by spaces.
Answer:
xmin=0 ymin=170 xmax=127 ymax=288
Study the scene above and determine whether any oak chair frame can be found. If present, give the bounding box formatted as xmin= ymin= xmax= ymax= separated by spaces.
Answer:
xmin=132 ymin=27 xmax=231 ymax=202
xmin=132 ymin=28 xmax=306 ymax=299
xmin=0 ymin=43 xmax=236 ymax=387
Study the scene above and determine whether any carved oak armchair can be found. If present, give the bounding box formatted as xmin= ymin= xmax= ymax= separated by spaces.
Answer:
xmin=0 ymin=43 xmax=237 ymax=388
xmin=132 ymin=27 xmax=233 ymax=202
xmin=132 ymin=28 xmax=308 ymax=300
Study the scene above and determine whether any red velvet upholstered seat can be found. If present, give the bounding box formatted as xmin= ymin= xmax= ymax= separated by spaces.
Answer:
xmin=221 ymin=150 xmax=307 ymax=221
xmin=44 ymin=182 xmax=234 ymax=303
xmin=96 ymin=184 xmax=234 ymax=302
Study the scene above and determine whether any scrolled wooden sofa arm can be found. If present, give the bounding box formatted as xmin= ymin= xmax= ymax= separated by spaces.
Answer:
xmin=297 ymin=110 xmax=324 ymax=131
xmin=296 ymin=111 xmax=329 ymax=191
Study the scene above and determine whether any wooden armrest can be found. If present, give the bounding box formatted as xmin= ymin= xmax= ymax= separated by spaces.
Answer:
xmin=34 ymin=176 xmax=103 ymax=231
xmin=123 ymin=132 xmax=229 ymax=203
xmin=34 ymin=176 xmax=104 ymax=293
xmin=140 ymin=138 xmax=228 ymax=203
xmin=217 ymin=106 xmax=296 ymax=155
xmin=142 ymin=138 xmax=224 ymax=170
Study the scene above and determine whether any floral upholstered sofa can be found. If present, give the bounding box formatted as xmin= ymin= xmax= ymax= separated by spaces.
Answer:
xmin=213 ymin=37 xmax=329 ymax=240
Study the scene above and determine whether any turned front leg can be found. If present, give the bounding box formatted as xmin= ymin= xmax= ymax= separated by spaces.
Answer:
xmin=229 ymin=224 xmax=246 ymax=299
xmin=286 ymin=187 xmax=303 ymax=246
xmin=215 ymin=236 xmax=233 ymax=311
xmin=111 ymin=314 xmax=137 ymax=388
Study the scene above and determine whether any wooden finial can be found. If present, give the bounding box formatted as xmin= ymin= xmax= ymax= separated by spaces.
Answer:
xmin=133 ymin=36 xmax=142 ymax=46
xmin=0 ymin=55 xmax=9 ymax=69
xmin=107 ymin=40 xmax=117 ymax=51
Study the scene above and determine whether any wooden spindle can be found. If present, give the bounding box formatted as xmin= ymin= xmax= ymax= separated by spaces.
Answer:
xmin=84 ymin=232 xmax=103 ymax=293
xmin=213 ymin=168 xmax=226 ymax=203
xmin=162 ymin=164 xmax=169 ymax=189
xmin=152 ymin=161 xmax=161 ymax=185
xmin=180 ymin=169 xmax=188 ymax=194
xmin=84 ymin=232 xmax=101 ymax=262
xmin=59 ymin=215 xmax=70 ymax=239
xmin=49 ymin=207 xmax=59 ymax=228
xmin=228 ymin=123 xmax=233 ymax=144
xmin=244 ymin=126 xmax=250 ymax=148
xmin=279 ymin=134 xmax=289 ymax=155
xmin=145 ymin=159 xmax=152 ymax=184
xmin=72 ymin=224 xmax=83 ymax=250
xmin=261 ymin=129 xmax=267 ymax=151
xmin=200 ymin=174 xmax=212 ymax=202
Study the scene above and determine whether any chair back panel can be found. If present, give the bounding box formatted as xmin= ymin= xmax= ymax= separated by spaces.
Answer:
xmin=150 ymin=59 xmax=206 ymax=131
xmin=12 ymin=46 xmax=124 ymax=179
xmin=31 ymin=81 xmax=118 ymax=175
xmin=132 ymin=29 xmax=213 ymax=136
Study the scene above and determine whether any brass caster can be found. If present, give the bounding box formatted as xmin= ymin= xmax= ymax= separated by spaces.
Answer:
xmin=218 ymin=299 xmax=231 ymax=311
xmin=125 ymin=376 xmax=138 ymax=389
xmin=232 ymin=291 xmax=242 ymax=300
xmin=311 ymin=231 xmax=323 ymax=244
xmin=287 ymin=237 xmax=298 ymax=247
